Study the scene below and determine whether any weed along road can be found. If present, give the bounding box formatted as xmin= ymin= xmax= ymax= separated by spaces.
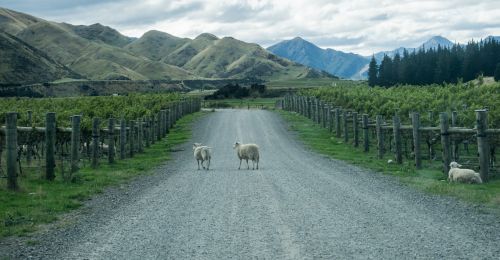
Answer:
xmin=5 ymin=109 xmax=500 ymax=259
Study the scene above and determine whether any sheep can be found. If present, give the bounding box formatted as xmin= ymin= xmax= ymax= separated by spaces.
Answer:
xmin=193 ymin=143 xmax=211 ymax=170
xmin=448 ymin=161 xmax=483 ymax=184
xmin=233 ymin=142 xmax=259 ymax=170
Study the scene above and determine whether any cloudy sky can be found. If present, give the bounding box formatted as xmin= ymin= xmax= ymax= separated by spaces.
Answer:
xmin=1 ymin=0 xmax=499 ymax=55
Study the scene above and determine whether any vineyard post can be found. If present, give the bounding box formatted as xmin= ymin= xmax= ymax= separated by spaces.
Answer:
xmin=45 ymin=112 xmax=56 ymax=180
xmin=312 ymin=98 xmax=316 ymax=122
xmin=129 ymin=120 xmax=135 ymax=158
xmin=411 ymin=113 xmax=422 ymax=169
xmin=108 ymin=118 xmax=115 ymax=163
xmin=6 ymin=112 xmax=18 ymax=190
xmin=352 ymin=112 xmax=359 ymax=147
xmin=328 ymin=106 xmax=333 ymax=132
xmin=138 ymin=118 xmax=144 ymax=153
xmin=362 ymin=114 xmax=369 ymax=152
xmin=343 ymin=110 xmax=348 ymax=143
xmin=322 ymin=104 xmax=327 ymax=128
xmin=316 ymin=99 xmax=320 ymax=124
xmin=27 ymin=110 xmax=33 ymax=166
xmin=169 ymin=105 xmax=174 ymax=128
xmin=166 ymin=109 xmax=171 ymax=134
xmin=159 ymin=110 xmax=165 ymax=138
xmin=144 ymin=117 xmax=150 ymax=148
xmin=150 ymin=116 xmax=155 ymax=145
xmin=163 ymin=109 xmax=168 ymax=135
xmin=156 ymin=112 xmax=161 ymax=141
xmin=451 ymin=111 xmax=458 ymax=161
xmin=70 ymin=115 xmax=81 ymax=176
xmin=120 ymin=119 xmax=126 ymax=159
xmin=300 ymin=96 xmax=305 ymax=115
xmin=475 ymin=110 xmax=489 ymax=182
xmin=439 ymin=112 xmax=451 ymax=175
xmin=335 ymin=108 xmax=341 ymax=138
xmin=393 ymin=115 xmax=402 ymax=164
xmin=376 ymin=115 xmax=384 ymax=159
xmin=306 ymin=97 xmax=312 ymax=119
xmin=428 ymin=110 xmax=434 ymax=125
xmin=92 ymin=117 xmax=100 ymax=169
xmin=319 ymin=101 xmax=323 ymax=126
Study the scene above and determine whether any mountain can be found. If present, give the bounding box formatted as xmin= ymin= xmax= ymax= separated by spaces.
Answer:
xmin=0 ymin=7 xmax=331 ymax=84
xmin=0 ymin=31 xmax=80 ymax=84
xmin=373 ymin=36 xmax=455 ymax=62
xmin=267 ymin=37 xmax=369 ymax=79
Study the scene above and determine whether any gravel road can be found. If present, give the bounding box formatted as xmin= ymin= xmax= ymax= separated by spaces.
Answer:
xmin=2 ymin=109 xmax=500 ymax=259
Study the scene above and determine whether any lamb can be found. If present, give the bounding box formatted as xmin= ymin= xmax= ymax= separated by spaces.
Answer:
xmin=193 ymin=143 xmax=211 ymax=170
xmin=233 ymin=142 xmax=259 ymax=170
xmin=448 ymin=161 xmax=483 ymax=184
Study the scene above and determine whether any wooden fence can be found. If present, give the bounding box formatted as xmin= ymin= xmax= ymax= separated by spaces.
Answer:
xmin=282 ymin=95 xmax=500 ymax=182
xmin=1 ymin=98 xmax=201 ymax=190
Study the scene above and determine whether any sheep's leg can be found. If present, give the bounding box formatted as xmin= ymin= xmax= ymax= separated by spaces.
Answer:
xmin=246 ymin=159 xmax=249 ymax=170
xmin=197 ymin=160 xmax=200 ymax=170
xmin=206 ymin=158 xmax=210 ymax=170
xmin=238 ymin=159 xmax=242 ymax=170
xmin=201 ymin=160 xmax=205 ymax=169
xmin=256 ymin=160 xmax=259 ymax=170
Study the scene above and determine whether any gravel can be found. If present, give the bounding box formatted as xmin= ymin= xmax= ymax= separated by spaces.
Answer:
xmin=1 ymin=109 xmax=500 ymax=259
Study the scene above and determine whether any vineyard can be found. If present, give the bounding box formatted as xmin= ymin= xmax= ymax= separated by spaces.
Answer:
xmin=0 ymin=94 xmax=201 ymax=190
xmin=284 ymin=81 xmax=500 ymax=181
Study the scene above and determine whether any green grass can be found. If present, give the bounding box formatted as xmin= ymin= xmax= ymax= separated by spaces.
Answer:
xmin=279 ymin=110 xmax=500 ymax=210
xmin=0 ymin=112 xmax=205 ymax=238
xmin=203 ymin=98 xmax=278 ymax=109
xmin=266 ymin=78 xmax=363 ymax=89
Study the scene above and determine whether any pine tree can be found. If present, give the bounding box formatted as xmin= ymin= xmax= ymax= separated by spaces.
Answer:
xmin=495 ymin=63 xmax=500 ymax=82
xmin=368 ymin=56 xmax=378 ymax=87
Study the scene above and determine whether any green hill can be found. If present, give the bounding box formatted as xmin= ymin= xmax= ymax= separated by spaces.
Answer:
xmin=0 ymin=7 xmax=333 ymax=84
xmin=0 ymin=32 xmax=80 ymax=84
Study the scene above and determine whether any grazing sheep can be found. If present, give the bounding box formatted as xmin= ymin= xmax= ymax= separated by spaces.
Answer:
xmin=233 ymin=142 xmax=259 ymax=170
xmin=448 ymin=161 xmax=483 ymax=184
xmin=193 ymin=143 xmax=211 ymax=170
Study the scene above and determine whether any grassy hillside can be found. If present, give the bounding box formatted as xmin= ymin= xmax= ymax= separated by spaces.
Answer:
xmin=0 ymin=32 xmax=80 ymax=84
xmin=0 ymin=7 xmax=334 ymax=84
xmin=125 ymin=30 xmax=189 ymax=60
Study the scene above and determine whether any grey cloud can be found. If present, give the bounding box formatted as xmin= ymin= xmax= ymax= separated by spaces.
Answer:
xmin=214 ymin=2 xmax=272 ymax=23
xmin=370 ymin=13 xmax=389 ymax=21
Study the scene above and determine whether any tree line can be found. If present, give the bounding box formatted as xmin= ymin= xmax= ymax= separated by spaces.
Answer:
xmin=368 ymin=38 xmax=500 ymax=87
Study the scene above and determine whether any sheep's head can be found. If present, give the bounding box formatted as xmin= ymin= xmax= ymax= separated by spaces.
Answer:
xmin=449 ymin=161 xmax=462 ymax=168
xmin=193 ymin=143 xmax=202 ymax=150
xmin=233 ymin=142 xmax=240 ymax=149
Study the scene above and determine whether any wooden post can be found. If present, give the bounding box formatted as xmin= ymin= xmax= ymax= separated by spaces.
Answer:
xmin=138 ymin=118 xmax=144 ymax=153
xmin=108 ymin=118 xmax=115 ymax=163
xmin=353 ymin=112 xmax=359 ymax=147
xmin=316 ymin=99 xmax=320 ymax=124
xmin=6 ymin=112 xmax=18 ymax=190
xmin=335 ymin=108 xmax=341 ymax=138
xmin=45 ymin=112 xmax=56 ymax=180
xmin=27 ymin=110 xmax=33 ymax=166
xmin=439 ymin=112 xmax=451 ymax=175
xmin=451 ymin=111 xmax=458 ymax=161
xmin=376 ymin=115 xmax=384 ymax=159
xmin=322 ymin=105 xmax=327 ymax=128
xmin=92 ymin=117 xmax=100 ymax=169
xmin=393 ymin=115 xmax=402 ymax=164
xmin=475 ymin=110 xmax=489 ymax=182
xmin=307 ymin=98 xmax=312 ymax=119
xmin=71 ymin=115 xmax=81 ymax=175
xmin=150 ymin=116 xmax=156 ymax=145
xmin=166 ymin=109 xmax=170 ymax=134
xmin=328 ymin=107 xmax=333 ymax=132
xmin=411 ymin=113 xmax=422 ymax=169
xmin=343 ymin=110 xmax=348 ymax=143
xmin=120 ymin=119 xmax=126 ymax=159
xmin=144 ymin=117 xmax=150 ymax=148
xmin=156 ymin=112 xmax=162 ymax=141
xmin=362 ymin=114 xmax=369 ymax=152
xmin=129 ymin=120 xmax=135 ymax=157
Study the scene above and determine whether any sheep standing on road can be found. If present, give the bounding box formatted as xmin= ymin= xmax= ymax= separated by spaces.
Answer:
xmin=193 ymin=143 xmax=211 ymax=170
xmin=448 ymin=161 xmax=482 ymax=184
xmin=233 ymin=142 xmax=259 ymax=170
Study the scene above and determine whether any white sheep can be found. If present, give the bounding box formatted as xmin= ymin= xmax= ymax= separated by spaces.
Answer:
xmin=448 ymin=161 xmax=483 ymax=184
xmin=193 ymin=143 xmax=211 ymax=170
xmin=233 ymin=142 xmax=259 ymax=170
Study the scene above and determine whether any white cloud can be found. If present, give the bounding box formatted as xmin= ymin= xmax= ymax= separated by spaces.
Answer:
xmin=1 ymin=0 xmax=499 ymax=55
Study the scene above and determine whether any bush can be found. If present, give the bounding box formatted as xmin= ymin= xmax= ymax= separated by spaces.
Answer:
xmin=494 ymin=63 xmax=500 ymax=82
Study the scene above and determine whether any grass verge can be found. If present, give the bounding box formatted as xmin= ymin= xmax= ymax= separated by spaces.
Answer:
xmin=0 ymin=112 xmax=205 ymax=238
xmin=279 ymin=110 xmax=500 ymax=209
